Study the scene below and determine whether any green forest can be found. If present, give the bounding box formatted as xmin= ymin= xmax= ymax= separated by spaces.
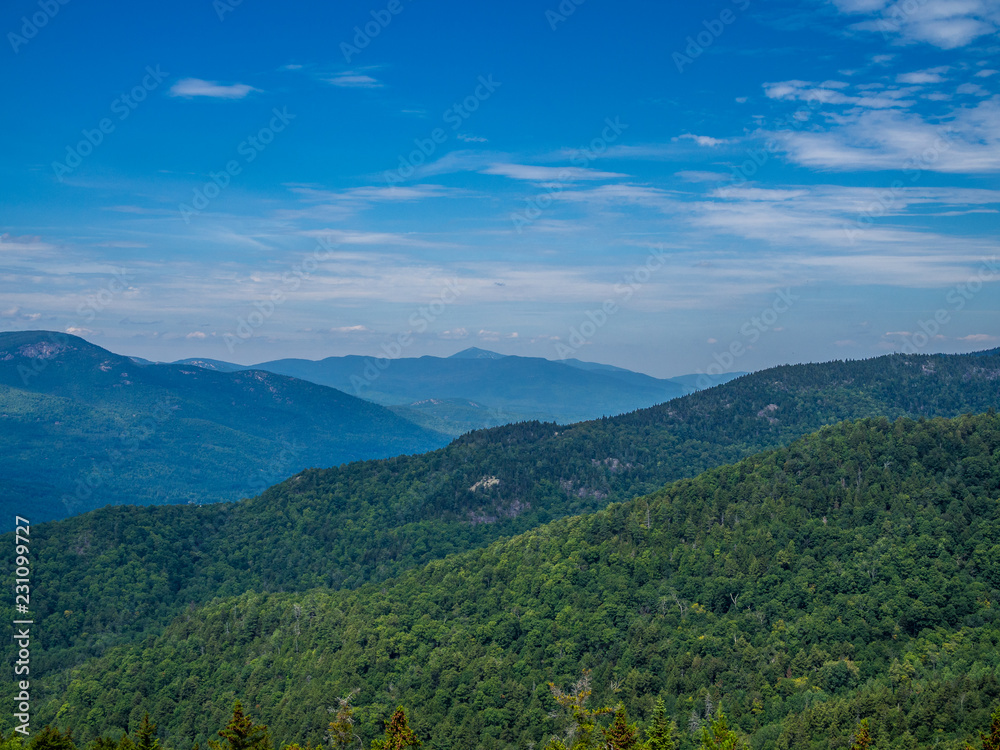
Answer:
xmin=17 ymin=413 xmax=1000 ymax=749
xmin=13 ymin=350 xmax=1000 ymax=678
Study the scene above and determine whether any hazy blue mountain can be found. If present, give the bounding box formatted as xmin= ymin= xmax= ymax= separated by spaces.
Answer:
xmin=0 ymin=331 xmax=448 ymax=527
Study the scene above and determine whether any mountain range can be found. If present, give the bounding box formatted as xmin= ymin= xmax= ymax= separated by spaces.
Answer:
xmin=172 ymin=348 xmax=744 ymax=435
xmin=0 ymin=330 xmax=448 ymax=527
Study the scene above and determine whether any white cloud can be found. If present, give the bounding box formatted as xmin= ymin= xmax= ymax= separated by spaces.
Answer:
xmin=331 ymin=325 xmax=371 ymax=333
xmin=772 ymin=99 xmax=1000 ymax=173
xmin=958 ymin=333 xmax=1000 ymax=342
xmin=976 ymin=69 xmax=999 ymax=78
xmin=896 ymin=67 xmax=950 ymax=84
xmin=326 ymin=74 xmax=382 ymax=88
xmin=481 ymin=163 xmax=626 ymax=181
xmin=830 ymin=0 xmax=1000 ymax=49
xmin=674 ymin=133 xmax=729 ymax=147
xmin=185 ymin=331 xmax=207 ymax=339
xmin=169 ymin=78 xmax=259 ymax=99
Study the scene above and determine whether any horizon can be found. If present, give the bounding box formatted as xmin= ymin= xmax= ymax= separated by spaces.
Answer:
xmin=3 ymin=327 xmax=997 ymax=382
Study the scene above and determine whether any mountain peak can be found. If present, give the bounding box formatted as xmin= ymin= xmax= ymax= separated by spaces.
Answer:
xmin=449 ymin=347 xmax=506 ymax=360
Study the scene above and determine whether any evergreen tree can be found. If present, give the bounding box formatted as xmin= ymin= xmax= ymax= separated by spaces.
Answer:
xmin=849 ymin=719 xmax=871 ymax=750
xmin=327 ymin=693 xmax=361 ymax=750
xmin=603 ymin=704 xmax=638 ymax=750
xmin=643 ymin=699 xmax=676 ymax=750
xmin=370 ymin=707 xmax=420 ymax=750
xmin=28 ymin=728 xmax=76 ymax=750
xmin=209 ymin=702 xmax=272 ymax=750
xmin=134 ymin=715 xmax=160 ymax=750
xmin=698 ymin=711 xmax=748 ymax=750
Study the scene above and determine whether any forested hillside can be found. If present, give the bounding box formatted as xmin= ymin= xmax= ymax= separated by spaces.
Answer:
xmin=0 ymin=331 xmax=448 ymax=525
xmin=13 ymin=350 xmax=1000 ymax=674
xmin=25 ymin=413 xmax=1000 ymax=750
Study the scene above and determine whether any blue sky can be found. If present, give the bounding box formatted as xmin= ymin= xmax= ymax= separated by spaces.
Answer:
xmin=1 ymin=0 xmax=998 ymax=377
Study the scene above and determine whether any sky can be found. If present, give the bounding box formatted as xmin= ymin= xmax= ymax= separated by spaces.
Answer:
xmin=1 ymin=0 xmax=999 ymax=378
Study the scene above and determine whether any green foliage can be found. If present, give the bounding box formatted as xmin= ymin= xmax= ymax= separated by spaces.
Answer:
xmin=25 ymin=414 xmax=1000 ymax=750
xmin=603 ymin=704 xmax=639 ymax=750
xmin=850 ymin=719 xmax=871 ymax=750
xmin=967 ymin=707 xmax=1000 ymax=750
xmin=208 ymin=703 xmax=271 ymax=750
xmin=28 ymin=728 xmax=75 ymax=750
xmin=13 ymin=349 xmax=1000 ymax=685
xmin=643 ymin=699 xmax=675 ymax=750
xmin=697 ymin=711 xmax=747 ymax=750
xmin=368 ymin=708 xmax=419 ymax=750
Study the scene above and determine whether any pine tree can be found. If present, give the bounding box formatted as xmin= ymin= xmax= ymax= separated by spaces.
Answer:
xmin=209 ymin=702 xmax=272 ymax=750
xmin=644 ymin=699 xmax=676 ymax=750
xmin=134 ymin=715 xmax=160 ymax=750
xmin=698 ymin=711 xmax=748 ymax=750
xmin=849 ymin=719 xmax=871 ymax=750
xmin=603 ymin=704 xmax=638 ymax=750
xmin=370 ymin=707 xmax=420 ymax=750
xmin=28 ymin=728 xmax=76 ymax=750
xmin=327 ymin=693 xmax=361 ymax=750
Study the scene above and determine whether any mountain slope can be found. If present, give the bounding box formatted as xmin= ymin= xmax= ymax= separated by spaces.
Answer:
xmin=0 ymin=331 xmax=448 ymax=525
xmin=28 ymin=413 xmax=1000 ymax=750
xmin=14 ymin=350 xmax=1000 ymax=677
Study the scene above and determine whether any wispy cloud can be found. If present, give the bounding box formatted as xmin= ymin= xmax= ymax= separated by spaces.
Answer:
xmin=480 ymin=163 xmax=626 ymax=181
xmin=326 ymin=74 xmax=383 ymax=88
xmin=829 ymin=0 xmax=1000 ymax=49
xmin=169 ymin=78 xmax=259 ymax=99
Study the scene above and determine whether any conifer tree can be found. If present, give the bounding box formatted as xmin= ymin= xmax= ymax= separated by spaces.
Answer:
xmin=603 ymin=704 xmax=638 ymax=750
xmin=370 ymin=707 xmax=420 ymax=750
xmin=644 ymin=699 xmax=676 ymax=750
xmin=134 ymin=714 xmax=160 ymax=750
xmin=849 ymin=719 xmax=871 ymax=750
xmin=209 ymin=702 xmax=272 ymax=750
xmin=698 ymin=711 xmax=748 ymax=750
xmin=327 ymin=693 xmax=361 ymax=750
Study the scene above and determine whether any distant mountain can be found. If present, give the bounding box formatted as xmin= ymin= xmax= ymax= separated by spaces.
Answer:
xmin=0 ymin=331 xmax=448 ymax=527
xmin=172 ymin=357 xmax=246 ymax=372
xmin=170 ymin=351 xmax=721 ymax=434
xmin=448 ymin=347 xmax=507 ymax=359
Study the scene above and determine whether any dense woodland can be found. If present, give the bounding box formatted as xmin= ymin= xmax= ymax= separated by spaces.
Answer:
xmin=11 ymin=350 xmax=1000 ymax=677
xmin=15 ymin=413 xmax=1000 ymax=749
xmin=5 ymin=700 xmax=1000 ymax=750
